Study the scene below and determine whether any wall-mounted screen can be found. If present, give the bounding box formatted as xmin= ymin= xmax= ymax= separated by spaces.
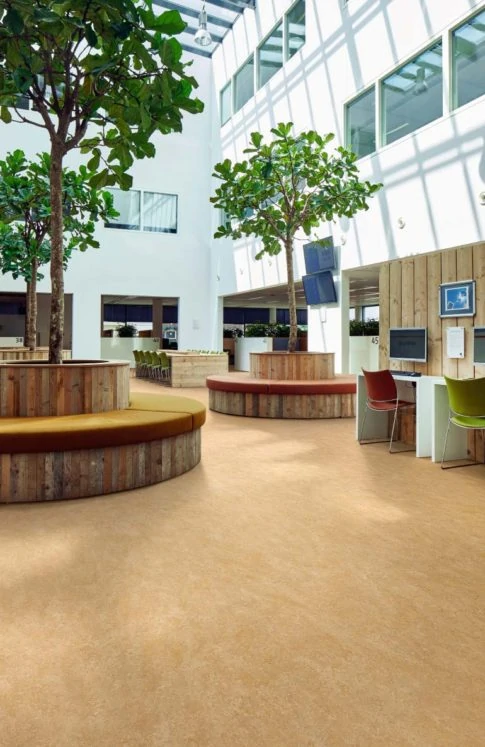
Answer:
xmin=302 ymin=271 xmax=337 ymax=305
xmin=389 ymin=327 xmax=427 ymax=363
xmin=303 ymin=239 xmax=335 ymax=274
xmin=473 ymin=327 xmax=485 ymax=365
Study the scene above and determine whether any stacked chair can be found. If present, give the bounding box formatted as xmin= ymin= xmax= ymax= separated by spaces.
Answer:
xmin=133 ymin=350 xmax=170 ymax=384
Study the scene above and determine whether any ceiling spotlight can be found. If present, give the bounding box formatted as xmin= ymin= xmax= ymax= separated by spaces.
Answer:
xmin=195 ymin=3 xmax=212 ymax=47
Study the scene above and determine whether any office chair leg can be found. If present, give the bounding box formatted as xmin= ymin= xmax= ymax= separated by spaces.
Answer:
xmin=358 ymin=408 xmax=368 ymax=443
xmin=441 ymin=419 xmax=481 ymax=469
xmin=389 ymin=406 xmax=415 ymax=453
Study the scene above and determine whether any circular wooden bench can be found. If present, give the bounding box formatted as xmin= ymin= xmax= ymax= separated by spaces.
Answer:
xmin=0 ymin=393 xmax=206 ymax=504
xmin=206 ymin=374 xmax=356 ymax=419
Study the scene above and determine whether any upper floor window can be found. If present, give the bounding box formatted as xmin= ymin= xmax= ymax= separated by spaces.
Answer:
xmin=234 ymin=56 xmax=254 ymax=113
xmin=106 ymin=189 xmax=177 ymax=234
xmin=286 ymin=0 xmax=305 ymax=59
xmin=258 ymin=22 xmax=283 ymax=88
xmin=220 ymin=82 xmax=232 ymax=125
xmin=382 ymin=41 xmax=443 ymax=146
xmin=452 ymin=9 xmax=485 ymax=110
xmin=346 ymin=87 xmax=376 ymax=158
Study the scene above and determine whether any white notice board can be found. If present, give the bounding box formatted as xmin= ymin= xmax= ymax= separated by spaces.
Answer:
xmin=446 ymin=327 xmax=465 ymax=359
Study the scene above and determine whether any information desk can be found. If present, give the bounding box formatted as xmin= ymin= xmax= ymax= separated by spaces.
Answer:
xmin=356 ymin=373 xmax=468 ymax=462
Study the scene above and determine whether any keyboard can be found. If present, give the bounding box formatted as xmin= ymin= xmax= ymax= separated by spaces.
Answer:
xmin=390 ymin=370 xmax=421 ymax=377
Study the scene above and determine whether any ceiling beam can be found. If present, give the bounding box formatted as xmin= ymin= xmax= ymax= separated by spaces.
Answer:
xmin=152 ymin=0 xmax=233 ymax=29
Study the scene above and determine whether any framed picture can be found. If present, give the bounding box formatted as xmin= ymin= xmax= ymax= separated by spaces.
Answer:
xmin=439 ymin=280 xmax=475 ymax=318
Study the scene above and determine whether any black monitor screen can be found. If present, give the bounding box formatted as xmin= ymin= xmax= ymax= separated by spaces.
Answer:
xmin=303 ymin=239 xmax=335 ymax=274
xmin=473 ymin=327 xmax=485 ymax=365
xmin=302 ymin=271 xmax=337 ymax=305
xmin=389 ymin=327 xmax=427 ymax=363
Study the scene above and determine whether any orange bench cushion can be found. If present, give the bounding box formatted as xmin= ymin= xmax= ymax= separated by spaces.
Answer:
xmin=206 ymin=375 xmax=356 ymax=395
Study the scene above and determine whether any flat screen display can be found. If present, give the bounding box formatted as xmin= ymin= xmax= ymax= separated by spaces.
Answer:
xmin=473 ymin=327 xmax=485 ymax=365
xmin=303 ymin=239 xmax=335 ymax=274
xmin=389 ymin=327 xmax=427 ymax=363
xmin=302 ymin=271 xmax=337 ymax=305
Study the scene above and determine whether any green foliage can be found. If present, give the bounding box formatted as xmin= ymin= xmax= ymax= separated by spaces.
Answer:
xmin=349 ymin=319 xmax=379 ymax=336
xmin=211 ymin=122 xmax=382 ymax=352
xmin=0 ymin=0 xmax=204 ymax=189
xmin=211 ymin=122 xmax=382 ymax=258
xmin=0 ymin=150 xmax=119 ymax=284
xmin=117 ymin=324 xmax=138 ymax=337
xmin=244 ymin=322 xmax=306 ymax=338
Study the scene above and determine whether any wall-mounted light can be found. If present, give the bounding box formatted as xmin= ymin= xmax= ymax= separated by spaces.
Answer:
xmin=194 ymin=3 xmax=212 ymax=47
xmin=397 ymin=217 xmax=406 ymax=229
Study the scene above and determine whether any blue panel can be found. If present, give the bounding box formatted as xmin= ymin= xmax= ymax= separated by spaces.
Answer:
xmin=303 ymin=238 xmax=335 ymax=273
xmin=276 ymin=308 xmax=308 ymax=325
xmin=163 ymin=306 xmax=178 ymax=323
xmin=224 ymin=307 xmax=245 ymax=324
xmin=244 ymin=308 xmax=270 ymax=323
xmin=302 ymin=271 xmax=337 ymax=305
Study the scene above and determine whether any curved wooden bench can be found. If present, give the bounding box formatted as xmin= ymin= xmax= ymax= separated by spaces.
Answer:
xmin=0 ymin=393 xmax=206 ymax=504
xmin=207 ymin=374 xmax=356 ymax=419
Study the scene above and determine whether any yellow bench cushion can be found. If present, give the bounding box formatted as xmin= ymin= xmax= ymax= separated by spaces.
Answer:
xmin=0 ymin=409 xmax=194 ymax=454
xmin=128 ymin=393 xmax=206 ymax=429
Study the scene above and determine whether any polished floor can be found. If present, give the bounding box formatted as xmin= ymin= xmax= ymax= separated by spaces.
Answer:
xmin=1 ymin=378 xmax=484 ymax=746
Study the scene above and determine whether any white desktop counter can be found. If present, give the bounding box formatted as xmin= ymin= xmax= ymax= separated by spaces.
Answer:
xmin=356 ymin=373 xmax=468 ymax=463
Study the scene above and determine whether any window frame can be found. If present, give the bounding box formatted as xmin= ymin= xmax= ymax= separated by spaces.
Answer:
xmin=105 ymin=188 xmax=178 ymax=235
xmin=285 ymin=0 xmax=306 ymax=62
xmin=344 ymin=84 xmax=377 ymax=159
xmin=450 ymin=6 xmax=485 ymax=112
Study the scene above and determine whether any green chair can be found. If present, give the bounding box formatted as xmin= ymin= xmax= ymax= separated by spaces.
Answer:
xmin=133 ymin=350 xmax=144 ymax=378
xmin=441 ymin=375 xmax=485 ymax=468
xmin=158 ymin=351 xmax=170 ymax=382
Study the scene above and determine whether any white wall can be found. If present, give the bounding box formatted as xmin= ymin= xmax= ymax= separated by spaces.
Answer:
xmin=210 ymin=0 xmax=485 ymax=370
xmin=0 ymin=55 xmax=216 ymax=359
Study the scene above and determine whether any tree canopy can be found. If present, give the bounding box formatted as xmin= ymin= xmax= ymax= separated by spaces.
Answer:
xmin=0 ymin=0 xmax=204 ymax=361
xmin=211 ymin=122 xmax=382 ymax=352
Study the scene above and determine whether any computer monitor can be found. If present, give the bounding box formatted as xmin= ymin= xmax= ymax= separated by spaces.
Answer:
xmin=302 ymin=271 xmax=337 ymax=305
xmin=473 ymin=327 xmax=485 ymax=365
xmin=389 ymin=327 xmax=427 ymax=363
xmin=303 ymin=239 xmax=335 ymax=274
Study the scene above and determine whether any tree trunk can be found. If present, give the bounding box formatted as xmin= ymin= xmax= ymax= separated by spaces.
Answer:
xmin=24 ymin=261 xmax=38 ymax=351
xmin=49 ymin=144 xmax=64 ymax=364
xmin=285 ymin=237 xmax=298 ymax=353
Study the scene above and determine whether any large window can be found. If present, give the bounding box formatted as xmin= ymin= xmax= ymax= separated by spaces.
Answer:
xmin=286 ymin=0 xmax=305 ymax=59
xmin=382 ymin=42 xmax=443 ymax=145
xmin=452 ymin=9 xmax=485 ymax=110
xmin=220 ymin=82 xmax=232 ymax=125
xmin=106 ymin=189 xmax=177 ymax=233
xmin=234 ymin=56 xmax=254 ymax=112
xmin=258 ymin=23 xmax=283 ymax=88
xmin=346 ymin=87 xmax=376 ymax=158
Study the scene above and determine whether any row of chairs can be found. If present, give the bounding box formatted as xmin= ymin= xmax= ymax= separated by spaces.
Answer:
xmin=360 ymin=368 xmax=485 ymax=468
xmin=133 ymin=350 xmax=170 ymax=382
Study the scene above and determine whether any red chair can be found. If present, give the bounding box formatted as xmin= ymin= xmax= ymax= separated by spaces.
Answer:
xmin=359 ymin=369 xmax=416 ymax=452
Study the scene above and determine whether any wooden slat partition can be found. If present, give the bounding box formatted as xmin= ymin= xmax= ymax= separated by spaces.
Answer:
xmin=379 ymin=244 xmax=485 ymax=378
xmin=0 ymin=348 xmax=71 ymax=361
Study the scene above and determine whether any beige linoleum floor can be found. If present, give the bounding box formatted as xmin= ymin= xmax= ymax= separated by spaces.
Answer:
xmin=1 ymin=378 xmax=484 ymax=746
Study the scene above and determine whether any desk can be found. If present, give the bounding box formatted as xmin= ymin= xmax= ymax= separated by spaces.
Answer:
xmin=356 ymin=374 xmax=468 ymax=462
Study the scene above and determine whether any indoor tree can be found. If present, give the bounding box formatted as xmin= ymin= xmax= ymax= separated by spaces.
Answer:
xmin=0 ymin=0 xmax=203 ymax=362
xmin=211 ymin=122 xmax=382 ymax=353
xmin=0 ymin=149 xmax=118 ymax=349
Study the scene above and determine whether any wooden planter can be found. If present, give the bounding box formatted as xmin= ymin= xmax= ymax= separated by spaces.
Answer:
xmin=0 ymin=360 xmax=130 ymax=417
xmin=249 ymin=352 xmax=335 ymax=380
xmin=168 ymin=352 xmax=229 ymax=387
xmin=0 ymin=347 xmax=71 ymax=361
